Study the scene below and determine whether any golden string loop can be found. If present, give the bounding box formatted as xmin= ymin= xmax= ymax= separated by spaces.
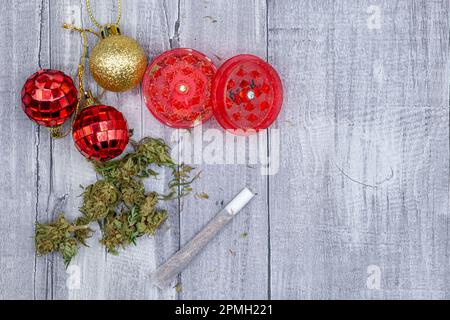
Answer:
xmin=48 ymin=23 xmax=94 ymax=138
xmin=86 ymin=0 xmax=122 ymax=30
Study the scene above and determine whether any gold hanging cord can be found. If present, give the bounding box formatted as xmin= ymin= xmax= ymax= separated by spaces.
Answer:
xmin=48 ymin=25 xmax=93 ymax=138
xmin=49 ymin=0 xmax=121 ymax=138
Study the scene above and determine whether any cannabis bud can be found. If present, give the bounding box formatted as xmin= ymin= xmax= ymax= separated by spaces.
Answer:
xmin=35 ymin=215 xmax=93 ymax=267
xmin=81 ymin=180 xmax=120 ymax=220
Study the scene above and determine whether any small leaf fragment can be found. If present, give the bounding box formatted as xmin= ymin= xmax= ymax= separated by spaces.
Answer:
xmin=240 ymin=232 xmax=248 ymax=238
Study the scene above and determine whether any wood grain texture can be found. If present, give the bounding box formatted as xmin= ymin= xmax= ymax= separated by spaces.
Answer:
xmin=0 ymin=0 xmax=449 ymax=300
xmin=268 ymin=0 xmax=450 ymax=299
xmin=45 ymin=0 xmax=181 ymax=300
xmin=0 ymin=0 xmax=44 ymax=300
xmin=83 ymin=0 xmax=180 ymax=301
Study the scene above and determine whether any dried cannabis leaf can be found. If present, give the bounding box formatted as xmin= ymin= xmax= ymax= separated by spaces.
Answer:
xmin=163 ymin=164 xmax=200 ymax=200
xmin=119 ymin=178 xmax=146 ymax=207
xmin=195 ymin=192 xmax=209 ymax=199
xmin=174 ymin=282 xmax=183 ymax=293
xmin=93 ymin=137 xmax=174 ymax=182
xmin=35 ymin=136 xmax=198 ymax=266
xmin=35 ymin=214 xmax=92 ymax=266
xmin=100 ymin=193 xmax=167 ymax=254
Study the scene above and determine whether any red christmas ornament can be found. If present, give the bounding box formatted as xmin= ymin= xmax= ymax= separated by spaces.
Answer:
xmin=142 ymin=48 xmax=216 ymax=128
xmin=212 ymin=54 xmax=283 ymax=134
xmin=72 ymin=105 xmax=129 ymax=161
xmin=21 ymin=69 xmax=78 ymax=127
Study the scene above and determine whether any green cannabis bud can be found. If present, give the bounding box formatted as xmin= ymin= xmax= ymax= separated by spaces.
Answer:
xmin=80 ymin=180 xmax=120 ymax=220
xmin=35 ymin=215 xmax=93 ymax=267
xmin=35 ymin=136 xmax=198 ymax=266
xmin=100 ymin=194 xmax=167 ymax=254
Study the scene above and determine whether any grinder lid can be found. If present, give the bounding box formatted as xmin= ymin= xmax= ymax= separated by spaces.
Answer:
xmin=212 ymin=54 xmax=283 ymax=134
xmin=142 ymin=48 xmax=216 ymax=129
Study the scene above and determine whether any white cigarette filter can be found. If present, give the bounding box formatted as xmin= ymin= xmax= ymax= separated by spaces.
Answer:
xmin=150 ymin=187 xmax=256 ymax=289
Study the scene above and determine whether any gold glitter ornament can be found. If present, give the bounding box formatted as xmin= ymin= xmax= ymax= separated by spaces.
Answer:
xmin=89 ymin=25 xmax=147 ymax=92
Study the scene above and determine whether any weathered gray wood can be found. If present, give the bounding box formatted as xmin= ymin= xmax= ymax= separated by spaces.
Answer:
xmin=44 ymin=0 xmax=101 ymax=299
xmin=151 ymin=188 xmax=255 ymax=289
xmin=268 ymin=0 xmax=450 ymax=299
xmin=34 ymin=0 xmax=57 ymax=300
xmin=46 ymin=0 xmax=180 ymax=300
xmin=0 ymin=0 xmax=449 ymax=300
xmin=176 ymin=0 xmax=270 ymax=299
xmin=0 ymin=0 xmax=47 ymax=300
xmin=99 ymin=0 xmax=181 ymax=300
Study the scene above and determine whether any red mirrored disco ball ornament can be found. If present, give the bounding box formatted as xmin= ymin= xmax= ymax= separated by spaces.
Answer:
xmin=21 ymin=69 xmax=78 ymax=127
xmin=142 ymin=48 xmax=217 ymax=128
xmin=72 ymin=105 xmax=129 ymax=161
xmin=212 ymin=54 xmax=283 ymax=134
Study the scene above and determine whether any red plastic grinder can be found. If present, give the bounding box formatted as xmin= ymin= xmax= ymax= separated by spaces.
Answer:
xmin=142 ymin=48 xmax=217 ymax=129
xmin=212 ymin=54 xmax=283 ymax=134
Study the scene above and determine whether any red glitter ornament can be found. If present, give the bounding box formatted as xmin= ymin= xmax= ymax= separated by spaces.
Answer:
xmin=212 ymin=54 xmax=283 ymax=134
xmin=21 ymin=69 xmax=78 ymax=127
xmin=142 ymin=48 xmax=216 ymax=128
xmin=72 ymin=105 xmax=129 ymax=161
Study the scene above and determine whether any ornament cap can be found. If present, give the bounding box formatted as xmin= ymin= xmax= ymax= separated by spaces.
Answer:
xmin=100 ymin=24 xmax=121 ymax=38
xmin=82 ymin=90 xmax=99 ymax=108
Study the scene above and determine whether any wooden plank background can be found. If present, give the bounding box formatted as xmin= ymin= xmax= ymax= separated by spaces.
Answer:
xmin=0 ymin=0 xmax=448 ymax=300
